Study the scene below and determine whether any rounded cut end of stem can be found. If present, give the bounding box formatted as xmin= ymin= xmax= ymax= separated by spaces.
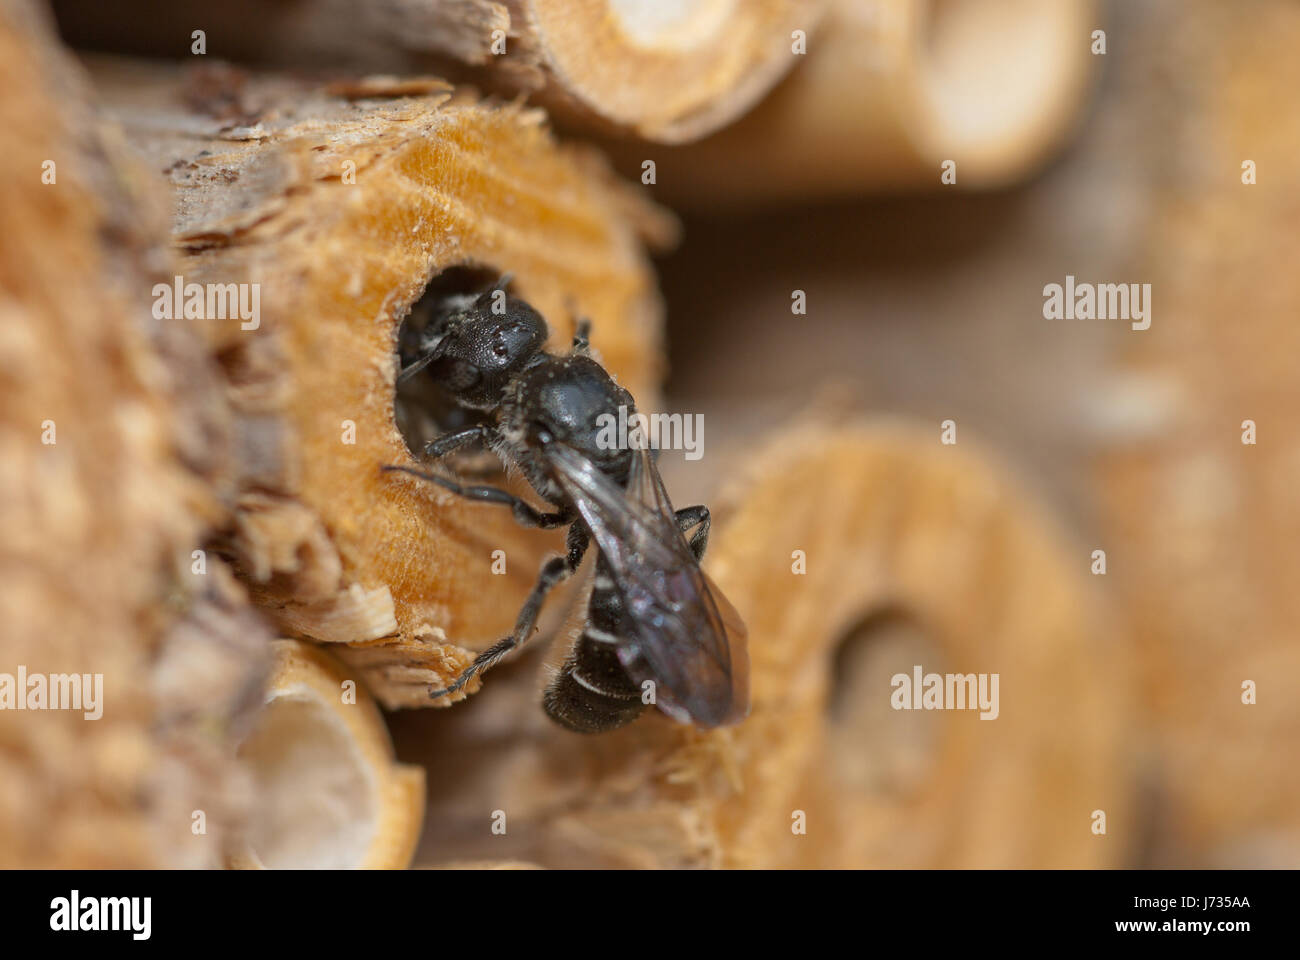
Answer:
xmin=607 ymin=0 xmax=739 ymax=50
xmin=912 ymin=0 xmax=1097 ymax=184
xmin=532 ymin=0 xmax=827 ymax=142
xmin=229 ymin=641 xmax=425 ymax=870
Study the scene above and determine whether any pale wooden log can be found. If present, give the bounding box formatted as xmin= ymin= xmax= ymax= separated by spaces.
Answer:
xmin=227 ymin=641 xmax=425 ymax=869
xmin=54 ymin=0 xmax=828 ymax=143
xmin=87 ymin=56 xmax=670 ymax=711
xmin=0 ymin=0 xmax=270 ymax=868
xmin=397 ymin=417 xmax=1133 ymax=868
xmin=623 ymin=0 xmax=1100 ymax=206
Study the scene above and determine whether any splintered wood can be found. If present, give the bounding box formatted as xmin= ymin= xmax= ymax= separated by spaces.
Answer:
xmin=0 ymin=1 xmax=269 ymax=868
xmin=89 ymin=58 xmax=670 ymax=709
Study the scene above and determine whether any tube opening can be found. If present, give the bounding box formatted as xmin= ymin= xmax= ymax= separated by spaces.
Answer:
xmin=393 ymin=264 xmax=504 ymax=463
xmin=237 ymin=693 xmax=377 ymax=869
xmin=827 ymin=606 xmax=944 ymax=796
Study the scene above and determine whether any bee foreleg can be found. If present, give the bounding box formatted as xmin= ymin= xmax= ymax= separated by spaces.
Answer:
xmin=380 ymin=464 xmax=571 ymax=529
xmin=423 ymin=424 xmax=492 ymax=460
xmin=675 ymin=505 xmax=711 ymax=562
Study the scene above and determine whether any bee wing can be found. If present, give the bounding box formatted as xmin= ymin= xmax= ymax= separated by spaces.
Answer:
xmin=544 ymin=442 xmax=749 ymax=727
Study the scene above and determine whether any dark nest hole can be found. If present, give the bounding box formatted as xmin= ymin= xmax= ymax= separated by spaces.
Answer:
xmin=393 ymin=264 xmax=503 ymax=464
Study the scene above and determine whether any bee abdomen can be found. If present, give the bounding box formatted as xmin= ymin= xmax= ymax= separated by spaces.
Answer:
xmin=543 ymin=630 xmax=646 ymax=733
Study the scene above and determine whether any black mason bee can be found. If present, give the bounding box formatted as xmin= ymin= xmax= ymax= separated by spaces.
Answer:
xmin=384 ymin=276 xmax=749 ymax=733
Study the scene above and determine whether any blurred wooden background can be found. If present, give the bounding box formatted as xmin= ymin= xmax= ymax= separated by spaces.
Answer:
xmin=651 ymin=0 xmax=1300 ymax=867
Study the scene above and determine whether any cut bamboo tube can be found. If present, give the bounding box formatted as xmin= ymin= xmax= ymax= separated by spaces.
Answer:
xmin=0 ymin=0 xmax=270 ymax=868
xmin=228 ymin=640 xmax=425 ymax=869
xmin=54 ymin=0 xmax=827 ymax=143
xmin=400 ymin=417 xmax=1133 ymax=868
xmin=88 ymin=56 xmax=670 ymax=711
xmin=626 ymin=0 xmax=1100 ymax=206
xmin=698 ymin=418 xmax=1131 ymax=867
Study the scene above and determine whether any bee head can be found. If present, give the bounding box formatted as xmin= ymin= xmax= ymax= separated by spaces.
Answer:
xmin=422 ymin=281 xmax=548 ymax=409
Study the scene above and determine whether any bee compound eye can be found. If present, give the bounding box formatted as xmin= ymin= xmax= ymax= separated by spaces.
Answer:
xmin=439 ymin=357 xmax=481 ymax=392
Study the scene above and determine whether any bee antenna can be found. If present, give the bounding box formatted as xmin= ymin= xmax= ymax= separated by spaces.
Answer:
xmin=397 ymin=339 xmax=445 ymax=384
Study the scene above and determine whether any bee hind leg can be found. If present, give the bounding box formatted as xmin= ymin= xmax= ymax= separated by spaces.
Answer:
xmin=675 ymin=505 xmax=710 ymax=562
xmin=428 ymin=524 xmax=590 ymax=700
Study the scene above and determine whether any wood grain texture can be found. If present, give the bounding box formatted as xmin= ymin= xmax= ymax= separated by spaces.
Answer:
xmin=89 ymin=58 xmax=670 ymax=710
xmin=0 ymin=0 xmax=269 ymax=868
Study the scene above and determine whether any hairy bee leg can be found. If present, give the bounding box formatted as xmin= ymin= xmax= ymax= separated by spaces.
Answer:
xmin=429 ymin=524 xmax=590 ymax=699
xmin=423 ymin=424 xmax=491 ymax=460
xmin=427 ymin=637 xmax=509 ymax=699
xmin=504 ymin=525 xmax=589 ymax=652
xmin=423 ymin=424 xmax=505 ymax=479
xmin=380 ymin=465 xmax=572 ymax=529
xmin=675 ymin=505 xmax=710 ymax=562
